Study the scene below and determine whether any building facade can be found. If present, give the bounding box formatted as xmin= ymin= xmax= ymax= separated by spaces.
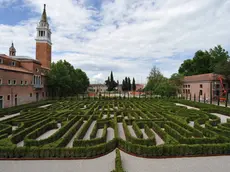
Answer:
xmin=0 ymin=4 xmax=52 ymax=109
xmin=182 ymin=73 xmax=230 ymax=101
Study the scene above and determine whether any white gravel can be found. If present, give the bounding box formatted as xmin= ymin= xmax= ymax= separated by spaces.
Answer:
xmin=175 ymin=103 xmax=200 ymax=110
xmin=0 ymin=150 xmax=115 ymax=172
xmin=118 ymin=123 xmax=126 ymax=140
xmin=128 ymin=126 xmax=137 ymax=138
xmin=17 ymin=141 xmax=24 ymax=147
xmin=188 ymin=121 xmax=194 ymax=127
xmin=102 ymin=115 xmax=107 ymax=119
xmin=201 ymin=124 xmax=205 ymax=128
xmin=0 ymin=113 xmax=20 ymax=121
xmin=96 ymin=129 xmax=103 ymax=138
xmin=36 ymin=129 xmax=59 ymax=141
xmin=120 ymin=151 xmax=230 ymax=172
xmin=106 ymin=128 xmax=114 ymax=142
xmin=151 ymin=129 xmax=164 ymax=145
xmin=38 ymin=104 xmax=52 ymax=108
xmin=140 ymin=129 xmax=148 ymax=139
xmin=2 ymin=151 xmax=230 ymax=172
xmin=66 ymin=122 xmax=86 ymax=148
xmin=83 ymin=121 xmax=96 ymax=140
xmin=210 ymin=113 xmax=230 ymax=123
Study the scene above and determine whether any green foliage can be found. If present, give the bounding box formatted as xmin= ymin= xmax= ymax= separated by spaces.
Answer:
xmin=105 ymin=71 xmax=118 ymax=91
xmin=145 ymin=66 xmax=179 ymax=96
xmin=179 ymin=45 xmax=230 ymax=76
xmin=47 ymin=60 xmax=89 ymax=97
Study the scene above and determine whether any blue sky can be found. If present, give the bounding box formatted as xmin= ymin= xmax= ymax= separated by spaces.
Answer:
xmin=1 ymin=0 xmax=230 ymax=84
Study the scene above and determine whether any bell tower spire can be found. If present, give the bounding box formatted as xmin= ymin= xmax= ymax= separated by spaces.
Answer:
xmin=9 ymin=42 xmax=16 ymax=56
xmin=35 ymin=4 xmax=52 ymax=69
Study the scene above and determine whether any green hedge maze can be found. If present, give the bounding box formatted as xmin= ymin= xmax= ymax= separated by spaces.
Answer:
xmin=1 ymin=98 xmax=230 ymax=158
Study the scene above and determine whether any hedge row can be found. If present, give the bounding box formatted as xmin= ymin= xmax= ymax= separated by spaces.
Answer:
xmin=23 ymin=115 xmax=81 ymax=147
xmin=11 ymin=118 xmax=52 ymax=144
xmin=0 ymin=139 xmax=117 ymax=158
xmin=0 ymin=100 xmax=54 ymax=116
xmin=24 ymin=121 xmax=57 ymax=147
xmin=74 ymin=124 xmax=107 ymax=147
xmin=57 ymin=118 xmax=84 ymax=147
xmin=118 ymin=138 xmax=230 ymax=157
xmin=122 ymin=120 xmax=155 ymax=146
xmin=112 ymin=149 xmax=126 ymax=172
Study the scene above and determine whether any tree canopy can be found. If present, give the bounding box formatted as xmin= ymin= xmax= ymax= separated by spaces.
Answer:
xmin=105 ymin=71 xmax=118 ymax=91
xmin=47 ymin=60 xmax=89 ymax=97
xmin=179 ymin=45 xmax=229 ymax=76
xmin=122 ymin=77 xmax=136 ymax=91
xmin=145 ymin=66 xmax=182 ymax=97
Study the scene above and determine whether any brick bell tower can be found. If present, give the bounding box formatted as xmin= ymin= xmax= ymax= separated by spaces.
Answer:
xmin=35 ymin=4 xmax=52 ymax=69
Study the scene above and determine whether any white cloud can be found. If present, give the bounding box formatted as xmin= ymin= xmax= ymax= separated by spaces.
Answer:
xmin=1 ymin=0 xmax=230 ymax=83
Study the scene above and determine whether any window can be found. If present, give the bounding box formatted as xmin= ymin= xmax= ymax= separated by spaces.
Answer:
xmin=223 ymin=84 xmax=226 ymax=88
xmin=36 ymin=68 xmax=39 ymax=72
xmin=25 ymin=81 xmax=28 ymax=85
xmin=216 ymin=84 xmax=220 ymax=88
xmin=42 ymin=92 xmax=44 ymax=97
xmin=188 ymin=85 xmax=190 ymax=88
xmin=0 ymin=78 xmax=2 ymax=85
xmin=199 ymin=90 xmax=203 ymax=96
xmin=8 ymin=80 xmax=11 ymax=85
xmin=21 ymin=81 xmax=23 ymax=85
xmin=7 ymin=95 xmax=10 ymax=101
xmin=30 ymin=93 xmax=32 ymax=97
xmin=0 ymin=58 xmax=3 ymax=64
xmin=200 ymin=84 xmax=203 ymax=88
xmin=11 ymin=61 xmax=16 ymax=66
xmin=188 ymin=89 xmax=190 ymax=94
xmin=185 ymin=85 xmax=187 ymax=88
xmin=13 ymin=80 xmax=16 ymax=85
xmin=183 ymin=89 xmax=185 ymax=93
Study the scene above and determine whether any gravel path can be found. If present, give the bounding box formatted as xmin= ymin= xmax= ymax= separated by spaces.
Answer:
xmin=120 ymin=151 xmax=230 ymax=172
xmin=175 ymin=103 xmax=199 ymax=110
xmin=128 ymin=126 xmax=137 ymax=137
xmin=17 ymin=141 xmax=24 ymax=147
xmin=140 ymin=129 xmax=148 ymax=139
xmin=210 ymin=113 xmax=230 ymax=123
xmin=36 ymin=129 xmax=59 ymax=140
xmin=118 ymin=123 xmax=126 ymax=140
xmin=38 ymin=104 xmax=52 ymax=108
xmin=106 ymin=128 xmax=114 ymax=142
xmin=102 ymin=115 xmax=107 ymax=119
xmin=83 ymin=121 xmax=96 ymax=140
xmin=0 ymin=113 xmax=20 ymax=121
xmin=66 ymin=122 xmax=86 ymax=148
xmin=0 ymin=151 xmax=116 ymax=172
xmin=96 ymin=129 xmax=103 ymax=138
xmin=151 ymin=129 xmax=164 ymax=145
xmin=188 ymin=121 xmax=194 ymax=127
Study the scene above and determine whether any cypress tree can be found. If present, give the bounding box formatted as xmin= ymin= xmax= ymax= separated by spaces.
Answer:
xmin=132 ymin=78 xmax=136 ymax=91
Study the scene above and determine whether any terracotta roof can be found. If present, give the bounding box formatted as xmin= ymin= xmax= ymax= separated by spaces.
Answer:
xmin=0 ymin=64 xmax=33 ymax=74
xmin=0 ymin=54 xmax=20 ymax=62
xmin=89 ymin=84 xmax=106 ymax=87
xmin=183 ymin=73 xmax=223 ymax=82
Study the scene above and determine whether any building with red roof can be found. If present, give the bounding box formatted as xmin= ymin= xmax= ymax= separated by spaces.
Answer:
xmin=0 ymin=4 xmax=52 ymax=108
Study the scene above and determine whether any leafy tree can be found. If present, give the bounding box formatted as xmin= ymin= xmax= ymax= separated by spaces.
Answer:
xmin=215 ymin=60 xmax=230 ymax=88
xmin=169 ymin=73 xmax=184 ymax=94
xmin=145 ymin=66 xmax=178 ymax=96
xmin=47 ymin=60 xmax=89 ymax=97
xmin=132 ymin=78 xmax=136 ymax=91
xmin=105 ymin=71 xmax=118 ymax=91
xmin=179 ymin=45 xmax=229 ymax=76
